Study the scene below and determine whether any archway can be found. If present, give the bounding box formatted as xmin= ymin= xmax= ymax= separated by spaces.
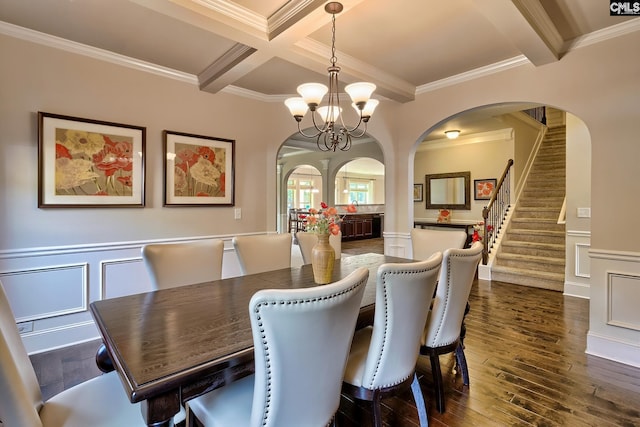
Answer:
xmin=276 ymin=132 xmax=385 ymax=234
xmin=410 ymin=103 xmax=591 ymax=297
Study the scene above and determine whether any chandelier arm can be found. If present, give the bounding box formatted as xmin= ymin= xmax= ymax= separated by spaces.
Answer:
xmin=310 ymin=110 xmax=332 ymax=134
xmin=296 ymin=121 xmax=323 ymax=139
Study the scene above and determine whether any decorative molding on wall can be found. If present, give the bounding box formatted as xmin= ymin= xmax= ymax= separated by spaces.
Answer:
xmin=417 ymin=128 xmax=514 ymax=151
xmin=0 ymin=235 xmax=235 ymax=260
xmin=416 ymin=55 xmax=530 ymax=94
xmin=100 ymin=257 xmax=150 ymax=301
xmin=3 ymin=16 xmax=639 ymax=103
xmin=567 ymin=229 xmax=591 ymax=237
xmin=0 ymin=264 xmax=88 ymax=323
xmin=382 ymin=231 xmax=410 ymax=259
xmin=575 ymin=243 xmax=591 ymax=278
xmin=22 ymin=321 xmax=98 ymax=356
xmin=607 ymin=272 xmax=640 ymax=332
xmin=586 ymin=331 xmax=640 ymax=369
xmin=589 ymin=248 xmax=640 ymax=263
xmin=0 ymin=21 xmax=197 ymax=85
xmin=563 ymin=281 xmax=589 ymax=299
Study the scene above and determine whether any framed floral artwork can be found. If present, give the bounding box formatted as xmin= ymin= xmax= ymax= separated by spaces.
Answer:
xmin=474 ymin=178 xmax=497 ymax=200
xmin=413 ymin=184 xmax=423 ymax=202
xmin=163 ymin=130 xmax=235 ymax=206
xmin=38 ymin=112 xmax=145 ymax=208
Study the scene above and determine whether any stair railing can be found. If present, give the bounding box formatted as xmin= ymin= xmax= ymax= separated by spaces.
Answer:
xmin=481 ymin=159 xmax=514 ymax=264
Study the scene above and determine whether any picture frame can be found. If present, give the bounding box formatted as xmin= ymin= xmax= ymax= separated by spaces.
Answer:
xmin=413 ymin=183 xmax=423 ymax=202
xmin=474 ymin=178 xmax=497 ymax=200
xmin=38 ymin=112 xmax=145 ymax=208
xmin=163 ymin=130 xmax=235 ymax=206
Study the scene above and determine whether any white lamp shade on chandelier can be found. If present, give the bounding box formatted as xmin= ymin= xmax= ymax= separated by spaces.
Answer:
xmin=284 ymin=2 xmax=378 ymax=152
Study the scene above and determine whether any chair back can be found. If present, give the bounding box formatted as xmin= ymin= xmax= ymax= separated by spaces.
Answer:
xmin=142 ymin=239 xmax=224 ymax=290
xmin=295 ymin=231 xmax=342 ymax=264
xmin=422 ymin=241 xmax=483 ymax=348
xmin=411 ymin=228 xmax=467 ymax=260
xmin=249 ymin=267 xmax=368 ymax=426
xmin=232 ymin=234 xmax=292 ymax=275
xmin=0 ymin=280 xmax=44 ymax=427
xmin=358 ymin=254 xmax=442 ymax=389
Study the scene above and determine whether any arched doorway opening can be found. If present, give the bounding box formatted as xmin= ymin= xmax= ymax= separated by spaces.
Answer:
xmin=277 ymin=132 xmax=385 ymax=235
xmin=411 ymin=103 xmax=591 ymax=297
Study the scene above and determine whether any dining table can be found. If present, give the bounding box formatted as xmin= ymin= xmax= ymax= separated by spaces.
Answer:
xmin=89 ymin=252 xmax=416 ymax=427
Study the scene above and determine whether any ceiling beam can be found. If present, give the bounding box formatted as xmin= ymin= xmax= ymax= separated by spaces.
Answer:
xmin=132 ymin=0 xmax=415 ymax=102
xmin=474 ymin=0 xmax=563 ymax=65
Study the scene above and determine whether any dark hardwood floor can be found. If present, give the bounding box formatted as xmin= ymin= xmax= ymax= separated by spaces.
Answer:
xmin=30 ymin=237 xmax=640 ymax=426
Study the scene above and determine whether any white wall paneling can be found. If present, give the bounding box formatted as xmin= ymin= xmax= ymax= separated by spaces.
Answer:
xmin=0 ymin=263 xmax=88 ymax=322
xmin=607 ymin=272 xmax=640 ymax=331
xmin=575 ymin=243 xmax=591 ymax=278
xmin=101 ymin=257 xmax=152 ymax=300
xmin=588 ymin=249 xmax=640 ymax=368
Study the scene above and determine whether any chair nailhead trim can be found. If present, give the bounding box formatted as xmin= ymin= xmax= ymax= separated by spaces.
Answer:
xmin=253 ymin=278 xmax=366 ymax=425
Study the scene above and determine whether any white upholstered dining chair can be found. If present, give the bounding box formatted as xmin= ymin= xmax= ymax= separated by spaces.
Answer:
xmin=186 ymin=267 xmax=369 ymax=427
xmin=232 ymin=233 xmax=292 ymax=275
xmin=342 ymin=253 xmax=443 ymax=427
xmin=419 ymin=241 xmax=483 ymax=413
xmin=0 ymin=280 xmax=146 ymax=427
xmin=410 ymin=228 xmax=467 ymax=260
xmin=295 ymin=230 xmax=342 ymax=264
xmin=142 ymin=239 xmax=225 ymax=289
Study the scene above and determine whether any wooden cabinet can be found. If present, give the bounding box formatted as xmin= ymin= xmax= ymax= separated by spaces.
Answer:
xmin=341 ymin=214 xmax=381 ymax=241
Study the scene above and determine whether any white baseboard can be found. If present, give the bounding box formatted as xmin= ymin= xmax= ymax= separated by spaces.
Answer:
xmin=586 ymin=332 xmax=640 ymax=368
xmin=564 ymin=280 xmax=590 ymax=299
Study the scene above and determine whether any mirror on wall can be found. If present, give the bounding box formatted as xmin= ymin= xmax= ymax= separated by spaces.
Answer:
xmin=425 ymin=171 xmax=470 ymax=210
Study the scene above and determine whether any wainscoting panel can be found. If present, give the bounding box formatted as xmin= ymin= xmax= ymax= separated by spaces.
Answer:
xmin=608 ymin=272 xmax=640 ymax=331
xmin=575 ymin=243 xmax=591 ymax=278
xmin=588 ymin=249 xmax=640 ymax=368
xmin=0 ymin=263 xmax=88 ymax=322
xmin=101 ymin=257 xmax=152 ymax=299
xmin=0 ymin=234 xmax=252 ymax=354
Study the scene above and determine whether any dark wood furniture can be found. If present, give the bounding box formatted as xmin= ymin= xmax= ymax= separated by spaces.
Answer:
xmin=289 ymin=209 xmax=383 ymax=241
xmin=90 ymin=253 xmax=414 ymax=427
xmin=341 ymin=214 xmax=382 ymax=240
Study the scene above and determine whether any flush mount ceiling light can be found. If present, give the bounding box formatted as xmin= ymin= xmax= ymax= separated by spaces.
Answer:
xmin=445 ymin=130 xmax=460 ymax=139
xmin=284 ymin=2 xmax=378 ymax=152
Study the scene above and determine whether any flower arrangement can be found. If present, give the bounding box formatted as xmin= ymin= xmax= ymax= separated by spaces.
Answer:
xmin=472 ymin=221 xmax=494 ymax=242
xmin=301 ymin=202 xmax=357 ymax=235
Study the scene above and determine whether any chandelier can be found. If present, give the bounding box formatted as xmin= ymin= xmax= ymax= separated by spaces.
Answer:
xmin=284 ymin=2 xmax=378 ymax=152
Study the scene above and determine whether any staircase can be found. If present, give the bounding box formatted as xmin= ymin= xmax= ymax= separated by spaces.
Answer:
xmin=491 ymin=125 xmax=566 ymax=291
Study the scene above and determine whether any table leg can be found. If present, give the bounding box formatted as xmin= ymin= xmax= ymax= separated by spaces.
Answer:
xmin=95 ymin=343 xmax=115 ymax=373
xmin=140 ymin=391 xmax=180 ymax=427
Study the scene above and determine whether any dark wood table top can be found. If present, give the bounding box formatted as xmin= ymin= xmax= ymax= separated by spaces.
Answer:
xmin=90 ymin=253 xmax=415 ymax=426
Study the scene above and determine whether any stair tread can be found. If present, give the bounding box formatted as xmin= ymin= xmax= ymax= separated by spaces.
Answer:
xmin=491 ymin=265 xmax=564 ymax=280
xmin=502 ymin=240 xmax=565 ymax=249
xmin=507 ymin=228 xmax=565 ymax=236
xmin=497 ymin=253 xmax=564 ymax=264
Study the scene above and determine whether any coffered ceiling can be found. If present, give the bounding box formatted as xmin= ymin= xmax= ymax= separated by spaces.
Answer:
xmin=1 ymin=0 xmax=637 ymax=104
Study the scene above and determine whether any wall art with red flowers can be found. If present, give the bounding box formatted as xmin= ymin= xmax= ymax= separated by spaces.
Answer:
xmin=163 ymin=130 xmax=235 ymax=206
xmin=38 ymin=112 xmax=145 ymax=207
xmin=474 ymin=178 xmax=497 ymax=201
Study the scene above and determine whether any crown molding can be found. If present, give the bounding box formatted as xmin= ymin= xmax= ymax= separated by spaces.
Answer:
xmin=0 ymin=21 xmax=198 ymax=85
xmin=192 ymin=0 xmax=267 ymax=33
xmin=417 ymin=128 xmax=514 ymax=152
xmin=416 ymin=56 xmax=530 ymax=95
xmin=568 ymin=17 xmax=640 ymax=50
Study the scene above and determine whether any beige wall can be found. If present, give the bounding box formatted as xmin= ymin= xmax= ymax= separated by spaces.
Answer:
xmin=1 ymin=28 xmax=639 ymax=364
xmin=414 ymin=130 xmax=515 ymax=223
